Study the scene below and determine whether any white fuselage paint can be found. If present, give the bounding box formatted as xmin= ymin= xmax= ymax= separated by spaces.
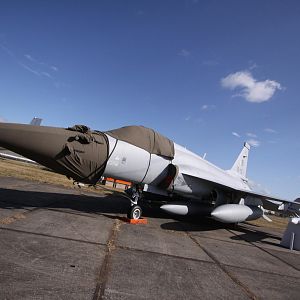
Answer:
xmin=172 ymin=144 xmax=250 ymax=196
xmin=103 ymin=135 xmax=170 ymax=184
xmin=103 ymin=135 xmax=250 ymax=199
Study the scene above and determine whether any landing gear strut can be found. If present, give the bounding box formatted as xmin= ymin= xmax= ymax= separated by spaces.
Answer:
xmin=125 ymin=185 xmax=143 ymax=219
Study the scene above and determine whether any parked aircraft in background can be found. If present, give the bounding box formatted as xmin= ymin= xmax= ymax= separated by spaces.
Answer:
xmin=29 ymin=117 xmax=42 ymax=126
xmin=0 ymin=122 xmax=298 ymax=222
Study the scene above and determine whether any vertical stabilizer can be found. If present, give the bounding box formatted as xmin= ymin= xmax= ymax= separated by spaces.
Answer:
xmin=230 ymin=142 xmax=250 ymax=178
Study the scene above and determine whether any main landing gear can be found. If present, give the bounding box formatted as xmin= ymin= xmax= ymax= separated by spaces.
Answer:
xmin=125 ymin=185 xmax=143 ymax=220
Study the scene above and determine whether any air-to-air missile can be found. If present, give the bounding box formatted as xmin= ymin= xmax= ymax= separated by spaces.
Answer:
xmin=0 ymin=122 xmax=296 ymax=221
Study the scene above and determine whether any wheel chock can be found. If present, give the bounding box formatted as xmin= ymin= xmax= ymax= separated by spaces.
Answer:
xmin=125 ymin=218 xmax=148 ymax=224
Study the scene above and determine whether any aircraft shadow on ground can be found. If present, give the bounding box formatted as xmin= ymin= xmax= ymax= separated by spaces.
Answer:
xmin=229 ymin=225 xmax=282 ymax=245
xmin=160 ymin=219 xmax=282 ymax=246
xmin=0 ymin=187 xmax=129 ymax=215
xmin=0 ymin=187 xmax=169 ymax=219
xmin=0 ymin=187 xmax=281 ymax=246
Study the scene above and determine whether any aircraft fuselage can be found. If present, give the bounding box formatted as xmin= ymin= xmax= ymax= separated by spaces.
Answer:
xmin=103 ymin=134 xmax=250 ymax=201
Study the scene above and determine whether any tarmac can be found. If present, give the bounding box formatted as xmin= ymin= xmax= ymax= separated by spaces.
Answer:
xmin=0 ymin=176 xmax=299 ymax=300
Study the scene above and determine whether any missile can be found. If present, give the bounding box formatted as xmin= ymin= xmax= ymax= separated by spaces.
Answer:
xmin=0 ymin=123 xmax=109 ymax=184
xmin=211 ymin=204 xmax=263 ymax=223
xmin=160 ymin=202 xmax=213 ymax=216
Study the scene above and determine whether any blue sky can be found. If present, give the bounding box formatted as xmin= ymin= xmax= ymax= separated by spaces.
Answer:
xmin=0 ymin=1 xmax=299 ymax=199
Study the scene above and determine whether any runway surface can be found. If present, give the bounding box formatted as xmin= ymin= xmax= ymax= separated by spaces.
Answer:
xmin=0 ymin=176 xmax=299 ymax=299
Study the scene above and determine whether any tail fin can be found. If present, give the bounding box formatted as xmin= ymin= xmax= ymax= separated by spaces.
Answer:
xmin=30 ymin=117 xmax=42 ymax=126
xmin=230 ymin=142 xmax=250 ymax=178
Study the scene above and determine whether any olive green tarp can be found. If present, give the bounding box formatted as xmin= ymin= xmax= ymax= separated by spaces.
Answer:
xmin=0 ymin=123 xmax=174 ymax=184
xmin=106 ymin=126 xmax=174 ymax=159
xmin=0 ymin=123 xmax=108 ymax=184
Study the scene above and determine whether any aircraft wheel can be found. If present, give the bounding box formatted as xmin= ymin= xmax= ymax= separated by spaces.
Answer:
xmin=127 ymin=205 xmax=142 ymax=220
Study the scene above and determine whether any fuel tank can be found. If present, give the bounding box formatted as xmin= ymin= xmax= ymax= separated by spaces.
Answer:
xmin=211 ymin=204 xmax=263 ymax=223
xmin=160 ymin=202 xmax=213 ymax=216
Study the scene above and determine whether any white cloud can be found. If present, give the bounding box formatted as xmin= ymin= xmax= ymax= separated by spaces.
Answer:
xmin=247 ymin=139 xmax=261 ymax=147
xmin=249 ymin=63 xmax=258 ymax=70
xmin=264 ymin=128 xmax=277 ymax=133
xmin=41 ymin=71 xmax=52 ymax=78
xmin=201 ymin=104 xmax=216 ymax=111
xmin=248 ymin=61 xmax=258 ymax=70
xmin=183 ymin=116 xmax=204 ymax=123
xmin=221 ymin=71 xmax=282 ymax=103
xmin=246 ymin=132 xmax=257 ymax=138
xmin=24 ymin=54 xmax=36 ymax=62
xmin=232 ymin=132 xmax=241 ymax=138
xmin=25 ymin=53 xmax=58 ymax=73
xmin=51 ymin=65 xmax=58 ymax=72
xmin=18 ymin=62 xmax=40 ymax=76
xmin=0 ymin=116 xmax=6 ymax=122
xmin=178 ymin=49 xmax=190 ymax=57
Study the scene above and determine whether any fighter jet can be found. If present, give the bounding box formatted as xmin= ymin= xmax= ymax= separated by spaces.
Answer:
xmin=0 ymin=123 xmax=298 ymax=221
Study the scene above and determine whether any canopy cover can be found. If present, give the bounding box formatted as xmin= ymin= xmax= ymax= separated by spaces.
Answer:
xmin=106 ymin=126 xmax=174 ymax=159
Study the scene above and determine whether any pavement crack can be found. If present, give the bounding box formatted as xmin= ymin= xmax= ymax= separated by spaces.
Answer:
xmin=92 ymin=219 xmax=121 ymax=300
xmin=0 ymin=207 xmax=40 ymax=225
xmin=0 ymin=198 xmax=62 ymax=225
xmin=116 ymin=244 xmax=215 ymax=264
xmin=185 ymin=232 xmax=258 ymax=300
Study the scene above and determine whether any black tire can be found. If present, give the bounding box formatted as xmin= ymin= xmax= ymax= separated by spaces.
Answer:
xmin=127 ymin=205 xmax=142 ymax=220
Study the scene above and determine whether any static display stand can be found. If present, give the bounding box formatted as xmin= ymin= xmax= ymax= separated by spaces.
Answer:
xmin=280 ymin=220 xmax=300 ymax=251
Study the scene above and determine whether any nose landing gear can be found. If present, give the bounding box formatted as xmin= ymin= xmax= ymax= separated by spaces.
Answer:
xmin=128 ymin=205 xmax=142 ymax=220
xmin=125 ymin=185 xmax=143 ymax=220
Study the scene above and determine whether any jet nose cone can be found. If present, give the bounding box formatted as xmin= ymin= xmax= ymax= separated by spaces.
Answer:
xmin=0 ymin=123 xmax=108 ymax=184
xmin=0 ymin=123 xmax=66 ymax=158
